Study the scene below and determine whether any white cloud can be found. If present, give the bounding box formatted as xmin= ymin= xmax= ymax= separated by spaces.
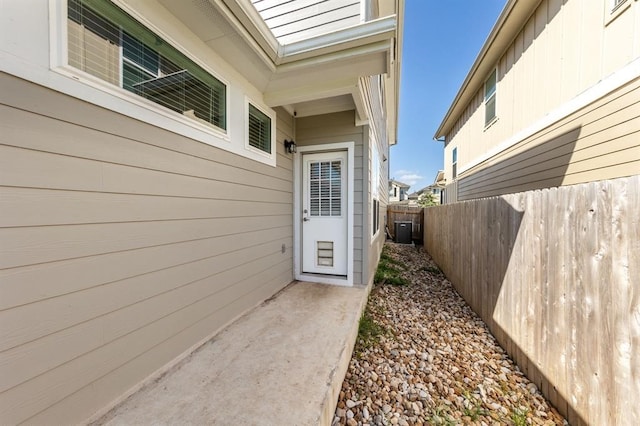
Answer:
xmin=392 ymin=171 xmax=424 ymax=187
xmin=394 ymin=169 xmax=413 ymax=176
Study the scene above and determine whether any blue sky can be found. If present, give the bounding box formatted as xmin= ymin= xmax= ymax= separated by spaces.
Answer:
xmin=392 ymin=0 xmax=507 ymax=191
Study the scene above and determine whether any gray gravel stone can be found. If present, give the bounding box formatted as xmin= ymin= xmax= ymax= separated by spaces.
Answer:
xmin=333 ymin=243 xmax=567 ymax=426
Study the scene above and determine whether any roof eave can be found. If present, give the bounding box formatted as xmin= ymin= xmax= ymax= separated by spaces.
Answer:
xmin=215 ymin=0 xmax=401 ymax=130
xmin=433 ymin=0 xmax=541 ymax=140
xmin=390 ymin=0 xmax=404 ymax=146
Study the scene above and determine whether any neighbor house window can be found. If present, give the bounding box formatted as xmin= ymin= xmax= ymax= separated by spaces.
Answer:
xmin=612 ymin=0 xmax=627 ymax=11
xmin=452 ymin=147 xmax=458 ymax=179
xmin=67 ymin=0 xmax=226 ymax=130
xmin=484 ymin=68 xmax=497 ymax=126
xmin=247 ymin=103 xmax=271 ymax=154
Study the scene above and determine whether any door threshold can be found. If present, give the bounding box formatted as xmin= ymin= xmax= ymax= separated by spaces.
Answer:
xmin=297 ymin=273 xmax=352 ymax=287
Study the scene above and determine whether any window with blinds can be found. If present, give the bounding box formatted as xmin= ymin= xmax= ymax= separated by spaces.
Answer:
xmin=67 ymin=0 xmax=226 ymax=130
xmin=248 ymin=103 xmax=271 ymax=154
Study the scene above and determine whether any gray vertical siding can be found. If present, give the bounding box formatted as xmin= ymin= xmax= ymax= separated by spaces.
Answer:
xmin=296 ymin=110 xmax=365 ymax=285
xmin=0 ymin=72 xmax=294 ymax=424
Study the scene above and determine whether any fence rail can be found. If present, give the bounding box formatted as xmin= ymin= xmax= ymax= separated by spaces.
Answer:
xmin=386 ymin=205 xmax=423 ymax=242
xmin=424 ymin=175 xmax=640 ymax=426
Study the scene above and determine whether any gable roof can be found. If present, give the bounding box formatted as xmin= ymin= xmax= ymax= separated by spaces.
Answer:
xmin=389 ymin=179 xmax=411 ymax=188
xmin=433 ymin=0 xmax=540 ymax=140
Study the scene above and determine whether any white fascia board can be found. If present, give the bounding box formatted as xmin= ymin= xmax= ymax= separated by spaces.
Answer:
xmin=278 ymin=15 xmax=396 ymax=61
xmin=353 ymin=81 xmax=369 ymax=126
xmin=214 ymin=1 xmax=395 ymax=72
xmin=392 ymin=0 xmax=404 ymax=145
xmin=274 ymin=40 xmax=390 ymax=74
xmin=211 ymin=0 xmax=278 ymax=71
xmin=220 ymin=0 xmax=279 ymax=53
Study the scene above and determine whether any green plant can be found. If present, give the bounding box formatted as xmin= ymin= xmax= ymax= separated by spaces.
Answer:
xmin=511 ymin=407 xmax=528 ymax=426
xmin=379 ymin=250 xmax=407 ymax=269
xmin=462 ymin=391 xmax=487 ymax=421
xmin=357 ymin=310 xmax=385 ymax=349
xmin=429 ymin=406 xmax=457 ymax=426
xmin=374 ymin=248 xmax=409 ymax=286
xmin=417 ymin=192 xmax=439 ymax=207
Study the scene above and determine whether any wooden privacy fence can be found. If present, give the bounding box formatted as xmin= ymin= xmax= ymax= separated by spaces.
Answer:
xmin=386 ymin=205 xmax=423 ymax=242
xmin=424 ymin=175 xmax=640 ymax=426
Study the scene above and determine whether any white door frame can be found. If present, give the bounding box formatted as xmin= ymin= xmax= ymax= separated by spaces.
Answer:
xmin=294 ymin=142 xmax=355 ymax=286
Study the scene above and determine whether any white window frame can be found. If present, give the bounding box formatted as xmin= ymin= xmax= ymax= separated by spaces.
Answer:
xmin=244 ymin=97 xmax=276 ymax=161
xmin=51 ymin=0 xmax=231 ymax=141
xmin=293 ymin=142 xmax=355 ymax=287
xmin=606 ymin=0 xmax=631 ymax=25
xmin=452 ymin=147 xmax=458 ymax=179
xmin=484 ymin=68 xmax=498 ymax=128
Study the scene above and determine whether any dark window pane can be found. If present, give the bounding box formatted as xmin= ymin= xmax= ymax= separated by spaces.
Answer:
xmin=248 ymin=104 xmax=271 ymax=153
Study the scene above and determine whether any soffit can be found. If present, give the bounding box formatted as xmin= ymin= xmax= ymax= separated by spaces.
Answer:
xmin=159 ymin=0 xmax=399 ymax=121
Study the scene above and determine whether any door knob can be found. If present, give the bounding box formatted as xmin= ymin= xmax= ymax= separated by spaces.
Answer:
xmin=303 ymin=217 xmax=310 ymax=222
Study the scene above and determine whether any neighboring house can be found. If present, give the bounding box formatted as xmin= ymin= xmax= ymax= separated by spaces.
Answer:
xmin=434 ymin=0 xmax=640 ymax=203
xmin=0 ymin=0 xmax=403 ymax=423
xmin=409 ymin=170 xmax=445 ymax=205
xmin=389 ymin=179 xmax=410 ymax=202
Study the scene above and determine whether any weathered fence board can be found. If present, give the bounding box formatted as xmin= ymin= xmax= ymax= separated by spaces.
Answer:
xmin=424 ymin=175 xmax=640 ymax=426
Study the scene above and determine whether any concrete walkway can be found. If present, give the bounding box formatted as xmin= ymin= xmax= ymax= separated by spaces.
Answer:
xmin=93 ymin=281 xmax=369 ymax=426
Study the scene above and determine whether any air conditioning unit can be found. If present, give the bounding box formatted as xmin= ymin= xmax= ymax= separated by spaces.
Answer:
xmin=394 ymin=221 xmax=412 ymax=244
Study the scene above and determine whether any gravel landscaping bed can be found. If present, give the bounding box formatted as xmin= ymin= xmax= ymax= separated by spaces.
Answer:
xmin=334 ymin=242 xmax=567 ymax=426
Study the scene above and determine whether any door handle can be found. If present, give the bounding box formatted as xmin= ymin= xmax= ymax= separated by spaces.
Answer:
xmin=303 ymin=217 xmax=310 ymax=222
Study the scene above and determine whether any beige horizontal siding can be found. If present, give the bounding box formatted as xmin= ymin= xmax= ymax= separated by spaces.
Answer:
xmin=0 ymin=73 xmax=294 ymax=424
xmin=252 ymin=0 xmax=361 ymax=44
xmin=26 ymin=269 xmax=293 ymax=425
xmin=296 ymin=110 xmax=365 ymax=285
xmin=444 ymin=0 xmax=640 ymax=185
xmin=457 ymin=75 xmax=640 ymax=200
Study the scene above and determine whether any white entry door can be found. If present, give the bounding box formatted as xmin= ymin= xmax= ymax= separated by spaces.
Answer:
xmin=302 ymin=151 xmax=348 ymax=275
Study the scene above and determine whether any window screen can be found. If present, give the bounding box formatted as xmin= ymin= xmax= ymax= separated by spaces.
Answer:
xmin=67 ymin=0 xmax=226 ymax=130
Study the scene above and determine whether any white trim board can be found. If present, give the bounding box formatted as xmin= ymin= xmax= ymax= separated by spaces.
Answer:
xmin=0 ymin=0 xmax=284 ymax=167
xmin=294 ymin=142 xmax=355 ymax=287
xmin=459 ymin=57 xmax=640 ymax=176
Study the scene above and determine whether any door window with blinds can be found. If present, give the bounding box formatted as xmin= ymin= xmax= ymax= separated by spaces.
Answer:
xmin=309 ymin=161 xmax=342 ymax=217
xmin=67 ymin=0 xmax=226 ymax=131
